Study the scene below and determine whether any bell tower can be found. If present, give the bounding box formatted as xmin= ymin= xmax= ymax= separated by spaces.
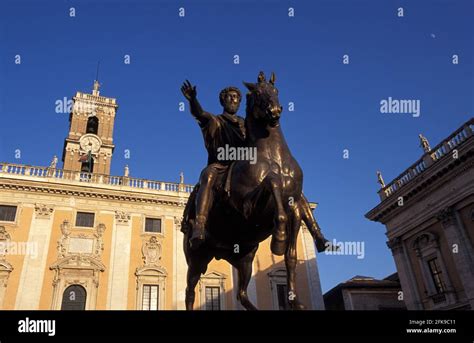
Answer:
xmin=62 ymin=81 xmax=118 ymax=175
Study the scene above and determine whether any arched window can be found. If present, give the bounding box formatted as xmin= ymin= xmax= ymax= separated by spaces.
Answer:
xmin=61 ymin=285 xmax=86 ymax=310
xmin=86 ymin=116 xmax=99 ymax=135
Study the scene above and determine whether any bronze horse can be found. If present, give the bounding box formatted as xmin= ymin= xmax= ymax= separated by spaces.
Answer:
xmin=182 ymin=72 xmax=329 ymax=310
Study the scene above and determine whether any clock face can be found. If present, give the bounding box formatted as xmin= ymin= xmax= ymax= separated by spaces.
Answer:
xmin=79 ymin=135 xmax=101 ymax=153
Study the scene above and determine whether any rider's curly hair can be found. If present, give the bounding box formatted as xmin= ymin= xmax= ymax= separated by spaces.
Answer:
xmin=219 ymin=86 xmax=242 ymax=106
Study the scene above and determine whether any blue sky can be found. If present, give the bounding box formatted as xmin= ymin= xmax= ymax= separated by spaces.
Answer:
xmin=0 ymin=0 xmax=473 ymax=293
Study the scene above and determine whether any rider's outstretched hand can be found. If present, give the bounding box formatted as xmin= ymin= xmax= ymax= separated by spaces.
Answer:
xmin=181 ymin=80 xmax=197 ymax=101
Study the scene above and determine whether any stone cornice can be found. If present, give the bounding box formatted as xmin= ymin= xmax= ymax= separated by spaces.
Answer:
xmin=0 ymin=178 xmax=188 ymax=207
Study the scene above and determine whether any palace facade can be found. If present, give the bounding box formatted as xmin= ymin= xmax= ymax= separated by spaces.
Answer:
xmin=0 ymin=82 xmax=324 ymax=310
xmin=366 ymin=119 xmax=474 ymax=310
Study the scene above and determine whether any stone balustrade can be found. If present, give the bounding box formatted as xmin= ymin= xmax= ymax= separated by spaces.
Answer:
xmin=378 ymin=119 xmax=473 ymax=200
xmin=0 ymin=162 xmax=193 ymax=194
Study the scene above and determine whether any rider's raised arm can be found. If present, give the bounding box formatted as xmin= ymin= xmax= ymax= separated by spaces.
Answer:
xmin=189 ymin=96 xmax=213 ymax=128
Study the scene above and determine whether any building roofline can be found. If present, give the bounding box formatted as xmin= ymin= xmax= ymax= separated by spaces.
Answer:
xmin=365 ymin=118 xmax=474 ymax=223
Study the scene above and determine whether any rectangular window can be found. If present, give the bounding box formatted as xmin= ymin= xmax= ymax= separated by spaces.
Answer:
xmin=205 ymin=286 xmax=221 ymax=311
xmin=142 ymin=285 xmax=159 ymax=310
xmin=75 ymin=212 xmax=95 ymax=228
xmin=145 ymin=218 xmax=161 ymax=233
xmin=277 ymin=284 xmax=290 ymax=310
xmin=428 ymin=257 xmax=446 ymax=294
xmin=0 ymin=205 xmax=17 ymax=222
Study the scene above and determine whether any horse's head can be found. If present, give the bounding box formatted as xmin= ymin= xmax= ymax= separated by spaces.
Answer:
xmin=244 ymin=71 xmax=283 ymax=127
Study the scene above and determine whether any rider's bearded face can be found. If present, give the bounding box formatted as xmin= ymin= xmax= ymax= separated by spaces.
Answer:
xmin=223 ymin=91 xmax=240 ymax=115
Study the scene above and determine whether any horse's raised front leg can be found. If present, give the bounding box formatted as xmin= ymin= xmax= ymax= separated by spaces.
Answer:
xmin=232 ymin=246 xmax=258 ymax=310
xmin=286 ymin=203 xmax=306 ymax=310
xmin=262 ymin=172 xmax=288 ymax=256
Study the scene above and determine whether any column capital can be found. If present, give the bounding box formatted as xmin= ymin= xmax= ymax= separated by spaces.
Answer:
xmin=387 ymin=236 xmax=403 ymax=254
xmin=437 ymin=206 xmax=455 ymax=226
xmin=34 ymin=203 xmax=54 ymax=219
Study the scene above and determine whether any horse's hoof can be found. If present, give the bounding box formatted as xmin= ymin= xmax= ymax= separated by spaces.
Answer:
xmin=270 ymin=237 xmax=286 ymax=256
xmin=316 ymin=238 xmax=329 ymax=253
xmin=289 ymin=301 xmax=306 ymax=310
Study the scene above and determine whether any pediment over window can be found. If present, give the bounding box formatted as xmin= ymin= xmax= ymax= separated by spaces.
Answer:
xmin=413 ymin=232 xmax=439 ymax=251
xmin=267 ymin=268 xmax=287 ymax=278
xmin=50 ymin=254 xmax=105 ymax=272
xmin=201 ymin=271 xmax=227 ymax=280
xmin=135 ymin=266 xmax=167 ymax=277
xmin=0 ymin=260 xmax=13 ymax=272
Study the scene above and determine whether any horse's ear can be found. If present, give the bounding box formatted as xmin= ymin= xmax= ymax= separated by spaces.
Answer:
xmin=243 ymin=81 xmax=256 ymax=91
xmin=269 ymin=72 xmax=276 ymax=85
xmin=257 ymin=71 xmax=266 ymax=83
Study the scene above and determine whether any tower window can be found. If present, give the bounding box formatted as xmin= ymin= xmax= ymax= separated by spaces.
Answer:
xmin=86 ymin=116 xmax=99 ymax=135
xmin=75 ymin=212 xmax=95 ymax=227
xmin=0 ymin=205 xmax=17 ymax=222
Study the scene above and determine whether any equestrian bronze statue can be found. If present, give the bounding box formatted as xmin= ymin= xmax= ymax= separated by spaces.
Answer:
xmin=181 ymin=71 xmax=330 ymax=310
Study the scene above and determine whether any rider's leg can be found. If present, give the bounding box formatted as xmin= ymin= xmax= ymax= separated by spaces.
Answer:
xmin=190 ymin=165 xmax=218 ymax=246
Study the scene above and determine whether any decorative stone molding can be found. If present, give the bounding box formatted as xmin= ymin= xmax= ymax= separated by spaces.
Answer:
xmin=0 ymin=260 xmax=13 ymax=286
xmin=437 ymin=207 xmax=455 ymax=226
xmin=93 ymin=223 xmax=106 ymax=257
xmin=115 ymin=211 xmax=131 ymax=225
xmin=56 ymin=220 xmax=105 ymax=259
xmin=0 ymin=260 xmax=13 ymax=307
xmin=0 ymin=182 xmax=189 ymax=207
xmin=34 ymin=203 xmax=54 ymax=219
xmin=0 ymin=226 xmax=11 ymax=242
xmin=49 ymin=255 xmax=105 ymax=310
xmin=174 ymin=216 xmax=183 ymax=231
xmin=386 ymin=237 xmax=403 ymax=254
xmin=142 ymin=236 xmax=162 ymax=266
xmin=50 ymin=213 xmax=106 ymax=309
xmin=135 ymin=266 xmax=167 ymax=310
xmin=0 ymin=226 xmax=11 ymax=261
xmin=412 ymin=232 xmax=439 ymax=254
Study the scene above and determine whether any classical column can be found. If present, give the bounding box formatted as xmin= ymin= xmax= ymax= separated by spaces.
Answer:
xmin=438 ymin=207 xmax=474 ymax=308
xmin=106 ymin=211 xmax=132 ymax=309
xmin=0 ymin=226 xmax=13 ymax=309
xmin=15 ymin=204 xmax=54 ymax=309
xmin=174 ymin=216 xmax=186 ymax=310
xmin=387 ymin=237 xmax=423 ymax=309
